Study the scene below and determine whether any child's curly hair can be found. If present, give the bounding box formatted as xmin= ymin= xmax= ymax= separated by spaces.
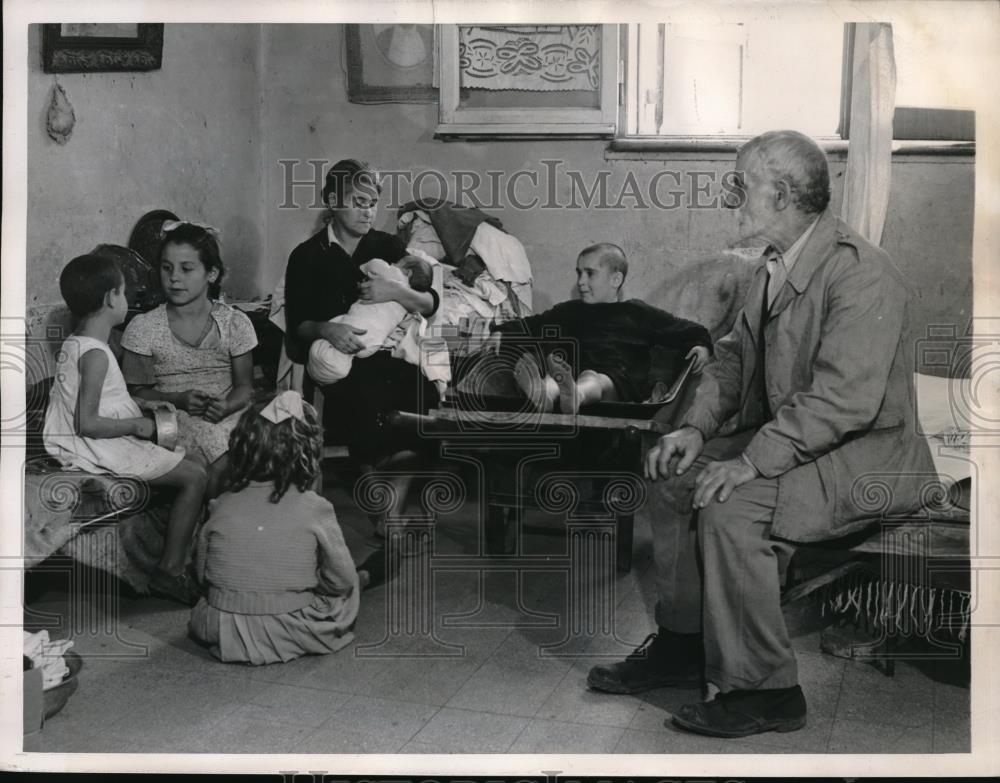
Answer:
xmin=227 ymin=397 xmax=323 ymax=502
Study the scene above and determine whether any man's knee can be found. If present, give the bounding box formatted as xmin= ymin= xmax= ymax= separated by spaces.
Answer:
xmin=698 ymin=479 xmax=777 ymax=542
xmin=697 ymin=497 xmax=744 ymax=543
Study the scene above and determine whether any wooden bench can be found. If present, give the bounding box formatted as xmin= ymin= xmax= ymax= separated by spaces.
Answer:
xmin=387 ymin=355 xmax=696 ymax=573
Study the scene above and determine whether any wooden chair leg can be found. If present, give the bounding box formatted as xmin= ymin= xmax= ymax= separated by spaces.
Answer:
xmin=303 ymin=374 xmax=350 ymax=497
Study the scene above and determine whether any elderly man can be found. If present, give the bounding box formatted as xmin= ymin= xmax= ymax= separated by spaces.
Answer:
xmin=587 ymin=130 xmax=936 ymax=737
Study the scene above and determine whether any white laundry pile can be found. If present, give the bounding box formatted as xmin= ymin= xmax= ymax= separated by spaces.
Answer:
xmin=397 ymin=210 xmax=446 ymax=261
xmin=436 ymin=223 xmax=534 ymax=355
xmin=23 ymin=630 xmax=74 ymax=688
xmin=468 ymin=222 xmax=533 ymax=314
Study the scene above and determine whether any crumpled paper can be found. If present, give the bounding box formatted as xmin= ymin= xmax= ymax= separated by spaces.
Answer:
xmin=23 ymin=630 xmax=74 ymax=688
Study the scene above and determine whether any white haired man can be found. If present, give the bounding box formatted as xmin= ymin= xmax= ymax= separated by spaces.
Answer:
xmin=587 ymin=130 xmax=936 ymax=737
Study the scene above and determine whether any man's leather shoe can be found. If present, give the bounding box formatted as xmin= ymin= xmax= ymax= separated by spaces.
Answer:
xmin=671 ymin=685 xmax=807 ymax=737
xmin=587 ymin=631 xmax=702 ymax=694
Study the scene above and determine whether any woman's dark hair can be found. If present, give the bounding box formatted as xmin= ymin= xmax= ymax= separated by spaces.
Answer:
xmin=59 ymin=254 xmax=124 ymax=319
xmin=227 ymin=397 xmax=323 ymax=502
xmin=322 ymin=158 xmax=382 ymax=207
xmin=160 ymin=223 xmax=225 ymax=300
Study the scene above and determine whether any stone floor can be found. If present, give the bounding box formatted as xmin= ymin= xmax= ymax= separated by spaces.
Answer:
xmin=22 ymin=465 xmax=970 ymax=755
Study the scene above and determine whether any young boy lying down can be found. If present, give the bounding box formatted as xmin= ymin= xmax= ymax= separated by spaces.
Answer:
xmin=492 ymin=243 xmax=712 ymax=414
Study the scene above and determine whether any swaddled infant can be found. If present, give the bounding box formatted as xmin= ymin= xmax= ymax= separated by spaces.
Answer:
xmin=307 ymin=255 xmax=433 ymax=385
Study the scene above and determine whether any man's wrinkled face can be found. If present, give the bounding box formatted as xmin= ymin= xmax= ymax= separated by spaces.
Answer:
xmin=731 ymin=152 xmax=778 ymax=244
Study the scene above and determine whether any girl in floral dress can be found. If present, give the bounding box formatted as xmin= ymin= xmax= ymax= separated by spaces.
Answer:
xmin=121 ymin=222 xmax=257 ymax=497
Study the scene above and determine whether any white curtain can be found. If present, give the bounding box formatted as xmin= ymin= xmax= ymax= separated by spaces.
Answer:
xmin=842 ymin=23 xmax=896 ymax=245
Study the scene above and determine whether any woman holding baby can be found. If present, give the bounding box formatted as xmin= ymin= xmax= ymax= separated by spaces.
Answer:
xmin=284 ymin=158 xmax=440 ymax=541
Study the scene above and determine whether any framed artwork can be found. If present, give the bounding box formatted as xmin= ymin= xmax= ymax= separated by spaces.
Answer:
xmin=41 ymin=24 xmax=164 ymax=73
xmin=436 ymin=24 xmax=618 ymax=137
xmin=345 ymin=24 xmax=437 ymax=103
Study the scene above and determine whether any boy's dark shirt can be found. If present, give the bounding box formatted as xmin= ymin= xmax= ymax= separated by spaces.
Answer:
xmin=494 ymin=299 xmax=713 ymax=402
xmin=284 ymin=228 xmax=412 ymax=364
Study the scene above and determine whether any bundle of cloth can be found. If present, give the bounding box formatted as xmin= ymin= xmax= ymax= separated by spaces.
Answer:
xmin=397 ymin=198 xmax=533 ymax=356
xmin=23 ymin=630 xmax=74 ymax=688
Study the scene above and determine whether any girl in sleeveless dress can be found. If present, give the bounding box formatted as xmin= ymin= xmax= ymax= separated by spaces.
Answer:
xmin=43 ymin=254 xmax=207 ymax=604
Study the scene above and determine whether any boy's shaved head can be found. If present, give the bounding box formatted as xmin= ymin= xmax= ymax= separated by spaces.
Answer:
xmin=576 ymin=243 xmax=628 ymax=303
xmin=579 ymin=243 xmax=628 ymax=287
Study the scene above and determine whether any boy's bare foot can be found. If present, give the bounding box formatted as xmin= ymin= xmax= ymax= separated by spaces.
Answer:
xmin=546 ymin=352 xmax=580 ymax=414
xmin=514 ymin=353 xmax=554 ymax=412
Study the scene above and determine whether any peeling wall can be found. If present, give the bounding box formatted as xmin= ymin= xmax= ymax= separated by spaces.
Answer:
xmin=24 ymin=24 xmax=974 ymax=374
xmin=26 ymin=24 xmax=265 ymax=322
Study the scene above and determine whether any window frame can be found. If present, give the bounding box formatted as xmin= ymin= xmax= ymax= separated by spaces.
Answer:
xmin=611 ymin=22 xmax=974 ymax=156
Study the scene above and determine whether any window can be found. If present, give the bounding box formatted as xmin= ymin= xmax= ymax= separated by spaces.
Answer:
xmin=888 ymin=15 xmax=976 ymax=141
xmin=623 ymin=22 xmax=844 ymax=138
xmin=620 ymin=19 xmax=974 ymax=144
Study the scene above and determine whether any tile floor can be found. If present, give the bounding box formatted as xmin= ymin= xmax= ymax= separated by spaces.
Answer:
xmin=23 ymin=466 xmax=969 ymax=755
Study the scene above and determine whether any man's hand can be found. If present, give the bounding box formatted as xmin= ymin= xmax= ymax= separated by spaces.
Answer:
xmin=692 ymin=457 xmax=758 ymax=509
xmin=203 ymin=396 xmax=229 ymax=423
xmin=645 ymin=426 xmax=705 ymax=480
xmin=685 ymin=345 xmax=711 ymax=374
xmin=319 ymin=321 xmax=367 ymax=354
xmin=182 ymin=389 xmax=212 ymax=416
xmin=358 ymin=276 xmax=406 ymax=304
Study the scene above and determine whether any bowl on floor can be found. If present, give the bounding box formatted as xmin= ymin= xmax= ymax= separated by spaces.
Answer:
xmin=42 ymin=650 xmax=83 ymax=720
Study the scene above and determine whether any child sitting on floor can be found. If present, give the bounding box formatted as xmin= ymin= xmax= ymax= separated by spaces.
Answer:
xmin=493 ymin=243 xmax=713 ymax=414
xmin=188 ymin=391 xmax=366 ymax=665
xmin=121 ymin=221 xmax=257 ymax=498
xmin=43 ymin=254 xmax=207 ymax=605
xmin=306 ymin=254 xmax=439 ymax=386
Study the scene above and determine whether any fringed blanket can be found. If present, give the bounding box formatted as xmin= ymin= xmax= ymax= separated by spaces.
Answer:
xmin=820 ymin=570 xmax=971 ymax=643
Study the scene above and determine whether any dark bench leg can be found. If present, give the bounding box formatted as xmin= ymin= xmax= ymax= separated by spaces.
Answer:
xmin=616 ymin=512 xmax=634 ymax=573
xmin=486 ymin=503 xmax=515 ymax=555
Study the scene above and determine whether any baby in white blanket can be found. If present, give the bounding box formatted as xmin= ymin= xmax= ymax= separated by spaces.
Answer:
xmin=308 ymin=255 xmax=446 ymax=387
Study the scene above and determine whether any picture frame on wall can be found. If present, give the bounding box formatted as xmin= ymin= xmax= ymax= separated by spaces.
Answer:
xmin=41 ymin=24 xmax=164 ymax=73
xmin=345 ymin=24 xmax=437 ymax=103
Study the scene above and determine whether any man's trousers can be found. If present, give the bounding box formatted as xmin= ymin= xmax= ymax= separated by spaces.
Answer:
xmin=641 ymin=429 xmax=799 ymax=692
